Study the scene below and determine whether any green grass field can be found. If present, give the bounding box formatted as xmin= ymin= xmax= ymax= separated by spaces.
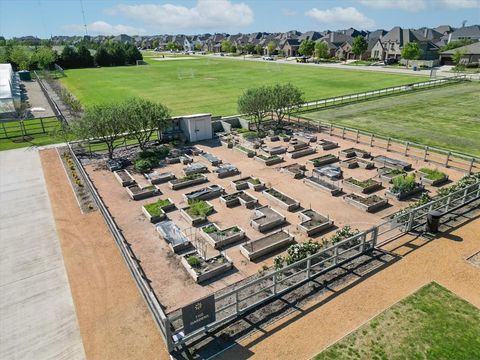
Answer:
xmin=302 ymin=82 xmax=480 ymax=156
xmin=315 ymin=282 xmax=480 ymax=360
xmin=60 ymin=57 xmax=422 ymax=116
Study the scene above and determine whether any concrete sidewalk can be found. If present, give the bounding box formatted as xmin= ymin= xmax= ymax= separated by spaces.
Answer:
xmin=0 ymin=148 xmax=85 ymax=359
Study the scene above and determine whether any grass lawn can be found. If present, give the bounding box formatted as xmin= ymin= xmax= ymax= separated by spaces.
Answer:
xmin=60 ymin=57 xmax=422 ymax=116
xmin=315 ymin=282 xmax=480 ymax=360
xmin=302 ymin=82 xmax=480 ymax=156
xmin=0 ymin=117 xmax=68 ymax=151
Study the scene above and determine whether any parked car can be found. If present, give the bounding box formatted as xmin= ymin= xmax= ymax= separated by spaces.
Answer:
xmin=262 ymin=56 xmax=274 ymax=61
xmin=384 ymin=58 xmax=399 ymax=65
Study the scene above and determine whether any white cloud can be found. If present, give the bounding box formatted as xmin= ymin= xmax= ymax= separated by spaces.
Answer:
xmin=439 ymin=0 xmax=480 ymax=8
xmin=106 ymin=0 xmax=254 ymax=32
xmin=63 ymin=21 xmax=146 ymax=35
xmin=357 ymin=0 xmax=427 ymax=12
xmin=306 ymin=7 xmax=375 ymax=29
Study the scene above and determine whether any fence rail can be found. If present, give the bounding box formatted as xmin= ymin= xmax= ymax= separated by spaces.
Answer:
xmin=0 ymin=116 xmax=60 ymax=140
xmin=67 ymin=144 xmax=174 ymax=352
xmin=33 ymin=70 xmax=66 ymax=124
xmin=296 ymin=75 xmax=467 ymax=113
xmin=293 ymin=119 xmax=479 ymax=174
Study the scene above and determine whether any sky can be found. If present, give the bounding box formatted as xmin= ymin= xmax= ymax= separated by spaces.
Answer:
xmin=0 ymin=0 xmax=479 ymax=38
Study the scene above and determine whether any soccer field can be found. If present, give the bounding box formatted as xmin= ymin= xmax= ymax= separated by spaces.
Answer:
xmin=302 ymin=82 xmax=480 ymax=156
xmin=61 ymin=57 xmax=422 ymax=116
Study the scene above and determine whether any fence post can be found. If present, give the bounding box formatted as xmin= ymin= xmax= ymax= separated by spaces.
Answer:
xmin=334 ymin=246 xmax=339 ymax=265
xmin=40 ymin=118 xmax=45 ymax=133
xmin=342 ymin=127 xmax=346 ymax=139
xmin=463 ymin=187 xmax=469 ymax=203
xmin=370 ymin=134 xmax=374 ymax=147
xmin=235 ymin=290 xmax=240 ymax=313
xmin=423 ymin=146 xmax=428 ymax=161
xmin=273 ymin=273 xmax=278 ymax=295
xmin=1 ymin=122 xmax=7 ymax=138
xmin=386 ymin=137 xmax=391 ymax=152
xmin=445 ymin=194 xmax=451 ymax=212
xmin=468 ymin=158 xmax=474 ymax=174
xmin=404 ymin=142 xmax=409 ymax=156
xmin=355 ymin=130 xmax=360 ymax=143
xmin=406 ymin=210 xmax=415 ymax=232
xmin=445 ymin=152 xmax=451 ymax=167
xmin=306 ymin=258 xmax=311 ymax=280
xmin=371 ymin=227 xmax=378 ymax=248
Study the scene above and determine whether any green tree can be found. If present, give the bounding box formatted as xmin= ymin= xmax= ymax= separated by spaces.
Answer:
xmin=237 ymin=86 xmax=271 ymax=133
xmin=32 ymin=46 xmax=57 ymax=69
xmin=452 ymin=49 xmax=465 ymax=67
xmin=94 ymin=45 xmax=111 ymax=66
xmin=298 ymin=39 xmax=315 ymax=56
xmin=221 ymin=40 xmax=233 ymax=53
xmin=77 ymin=44 xmax=94 ymax=68
xmin=254 ymin=44 xmax=263 ymax=55
xmin=267 ymin=41 xmax=277 ymax=55
xmin=74 ymin=103 xmax=127 ymax=159
xmin=10 ymin=46 xmax=31 ymax=70
xmin=152 ymin=39 xmax=160 ymax=49
xmin=269 ymin=83 xmax=304 ymax=126
xmin=401 ymin=42 xmax=422 ymax=67
xmin=440 ymin=38 xmax=473 ymax=52
xmin=122 ymin=98 xmax=171 ymax=150
xmin=166 ymin=42 xmax=177 ymax=51
xmin=244 ymin=43 xmax=255 ymax=54
xmin=351 ymin=36 xmax=368 ymax=59
xmin=194 ymin=43 xmax=202 ymax=51
xmin=315 ymin=41 xmax=330 ymax=59
xmin=124 ymin=43 xmax=142 ymax=64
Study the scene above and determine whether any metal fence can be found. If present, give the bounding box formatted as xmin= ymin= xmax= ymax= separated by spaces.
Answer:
xmin=0 ymin=116 xmax=61 ymax=139
xmin=168 ymin=178 xmax=479 ymax=350
xmin=33 ymin=70 xmax=67 ymax=124
xmin=293 ymin=120 xmax=479 ymax=174
xmin=296 ymin=76 xmax=467 ymax=113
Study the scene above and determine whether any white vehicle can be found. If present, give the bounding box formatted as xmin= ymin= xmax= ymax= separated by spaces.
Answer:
xmin=262 ymin=56 xmax=274 ymax=61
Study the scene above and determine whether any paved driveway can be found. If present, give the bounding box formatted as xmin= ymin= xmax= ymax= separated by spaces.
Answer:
xmin=0 ymin=148 xmax=85 ymax=359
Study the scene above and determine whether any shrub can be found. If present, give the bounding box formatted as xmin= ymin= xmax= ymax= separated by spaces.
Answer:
xmin=187 ymin=200 xmax=212 ymax=217
xmin=202 ymin=224 xmax=217 ymax=234
xmin=242 ymin=131 xmax=259 ymax=139
xmin=135 ymin=159 xmax=153 ymax=173
xmin=419 ymin=168 xmax=446 ymax=181
xmin=187 ymin=256 xmax=201 ymax=268
xmin=329 ymin=226 xmax=359 ymax=245
xmin=392 ymin=174 xmax=416 ymax=195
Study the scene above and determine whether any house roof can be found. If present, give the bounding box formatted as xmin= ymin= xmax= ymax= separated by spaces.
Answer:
xmin=434 ymin=25 xmax=453 ymax=34
xmin=381 ymin=27 xmax=428 ymax=45
xmin=449 ymin=25 xmax=480 ymax=41
xmin=320 ymin=32 xmax=353 ymax=47
xmin=440 ymin=41 xmax=480 ymax=55
xmin=298 ymin=31 xmax=323 ymax=41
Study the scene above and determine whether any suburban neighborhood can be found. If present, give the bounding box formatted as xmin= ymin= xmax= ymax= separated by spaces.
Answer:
xmin=0 ymin=1 xmax=479 ymax=360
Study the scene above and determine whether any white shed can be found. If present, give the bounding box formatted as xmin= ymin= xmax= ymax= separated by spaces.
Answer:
xmin=178 ymin=114 xmax=213 ymax=142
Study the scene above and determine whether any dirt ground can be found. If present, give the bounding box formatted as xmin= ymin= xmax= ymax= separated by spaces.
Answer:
xmin=218 ymin=212 xmax=480 ymax=360
xmin=84 ymin=132 xmax=466 ymax=313
xmin=39 ymin=149 xmax=169 ymax=360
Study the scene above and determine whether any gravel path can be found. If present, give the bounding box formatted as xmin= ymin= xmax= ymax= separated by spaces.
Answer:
xmin=40 ymin=149 xmax=169 ymax=360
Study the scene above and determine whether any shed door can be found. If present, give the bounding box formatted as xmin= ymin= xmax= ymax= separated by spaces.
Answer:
xmin=193 ymin=119 xmax=211 ymax=142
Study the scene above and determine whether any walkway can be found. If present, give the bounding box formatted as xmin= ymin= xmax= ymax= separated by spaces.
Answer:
xmin=218 ymin=213 xmax=480 ymax=359
xmin=0 ymin=148 xmax=85 ymax=359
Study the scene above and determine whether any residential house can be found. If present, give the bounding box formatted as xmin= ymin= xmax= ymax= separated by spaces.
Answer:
xmin=447 ymin=25 xmax=480 ymax=43
xmin=318 ymin=32 xmax=353 ymax=57
xmin=439 ymin=41 xmax=480 ymax=65
xmin=281 ymin=38 xmax=300 ymax=57
xmin=371 ymin=27 xmax=439 ymax=60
